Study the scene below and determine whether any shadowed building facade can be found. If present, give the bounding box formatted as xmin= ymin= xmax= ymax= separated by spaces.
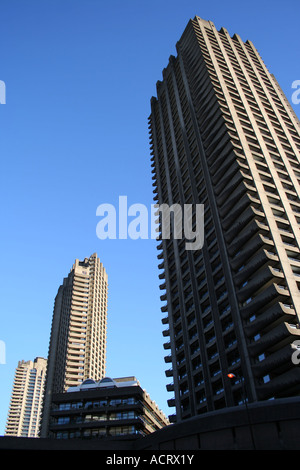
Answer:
xmin=40 ymin=253 xmax=108 ymax=436
xmin=148 ymin=16 xmax=300 ymax=422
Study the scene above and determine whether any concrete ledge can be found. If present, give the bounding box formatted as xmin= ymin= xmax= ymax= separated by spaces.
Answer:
xmin=134 ymin=397 xmax=300 ymax=450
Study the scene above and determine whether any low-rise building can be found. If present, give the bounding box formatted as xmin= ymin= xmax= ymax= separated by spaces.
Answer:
xmin=47 ymin=376 xmax=169 ymax=440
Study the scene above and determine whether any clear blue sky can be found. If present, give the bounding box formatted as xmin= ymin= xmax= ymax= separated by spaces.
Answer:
xmin=0 ymin=0 xmax=299 ymax=434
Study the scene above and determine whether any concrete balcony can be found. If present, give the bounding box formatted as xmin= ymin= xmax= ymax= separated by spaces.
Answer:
xmin=233 ymin=249 xmax=278 ymax=286
xmin=236 ymin=265 xmax=284 ymax=303
xmin=251 ymin=343 xmax=297 ymax=378
xmin=256 ymin=367 xmax=300 ymax=400
xmin=227 ymin=218 xmax=269 ymax=257
xmin=240 ymin=282 xmax=290 ymax=320
xmin=248 ymin=321 xmax=300 ymax=357
xmin=164 ymin=354 xmax=172 ymax=364
xmin=165 ymin=368 xmax=173 ymax=378
xmin=224 ymin=205 xmax=257 ymax=243
xmin=244 ymin=302 xmax=296 ymax=338
xmin=166 ymin=383 xmax=174 ymax=392
xmin=230 ymin=233 xmax=273 ymax=272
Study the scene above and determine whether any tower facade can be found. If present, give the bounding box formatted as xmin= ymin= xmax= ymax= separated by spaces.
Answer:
xmin=5 ymin=357 xmax=47 ymax=437
xmin=149 ymin=16 xmax=300 ymax=422
xmin=41 ymin=253 xmax=108 ymax=436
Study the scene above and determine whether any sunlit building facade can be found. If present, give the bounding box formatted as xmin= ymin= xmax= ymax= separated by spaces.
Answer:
xmin=149 ymin=16 xmax=300 ymax=422
xmin=5 ymin=357 xmax=47 ymax=437
xmin=40 ymin=253 xmax=108 ymax=436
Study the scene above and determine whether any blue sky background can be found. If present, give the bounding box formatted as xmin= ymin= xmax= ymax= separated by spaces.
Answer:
xmin=0 ymin=0 xmax=299 ymax=434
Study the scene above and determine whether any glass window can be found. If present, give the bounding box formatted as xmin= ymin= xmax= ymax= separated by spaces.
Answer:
xmin=57 ymin=417 xmax=70 ymax=425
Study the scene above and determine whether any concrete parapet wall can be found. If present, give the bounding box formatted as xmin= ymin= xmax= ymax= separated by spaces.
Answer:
xmin=1 ymin=398 xmax=300 ymax=450
xmin=135 ymin=397 xmax=300 ymax=450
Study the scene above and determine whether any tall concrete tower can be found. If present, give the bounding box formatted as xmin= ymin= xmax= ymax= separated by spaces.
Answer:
xmin=149 ymin=16 xmax=300 ymax=422
xmin=5 ymin=357 xmax=47 ymax=437
xmin=40 ymin=253 xmax=108 ymax=436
